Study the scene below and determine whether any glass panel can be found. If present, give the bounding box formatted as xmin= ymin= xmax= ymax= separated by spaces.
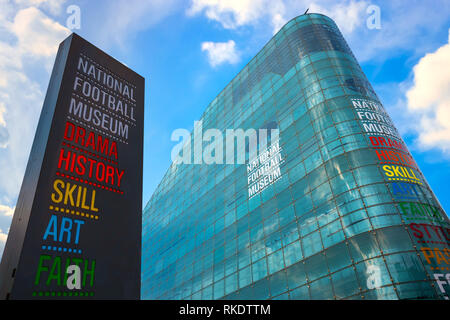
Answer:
xmin=348 ymin=232 xmax=380 ymax=263
xmin=268 ymin=270 xmax=288 ymax=297
xmin=331 ymin=266 xmax=360 ymax=299
xmin=290 ymin=285 xmax=310 ymax=300
xmin=325 ymin=242 xmax=352 ymax=273
xmin=286 ymin=261 xmax=307 ymax=290
xmin=385 ymin=252 xmax=428 ymax=283
xmin=376 ymin=226 xmax=414 ymax=254
xmin=304 ymin=252 xmax=329 ymax=281
xmin=309 ymin=276 xmax=334 ymax=300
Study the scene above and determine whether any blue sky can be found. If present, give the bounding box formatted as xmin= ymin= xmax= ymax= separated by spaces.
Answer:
xmin=0 ymin=0 xmax=449 ymax=257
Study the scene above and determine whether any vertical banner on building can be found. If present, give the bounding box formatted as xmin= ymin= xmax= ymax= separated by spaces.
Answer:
xmin=0 ymin=33 xmax=144 ymax=299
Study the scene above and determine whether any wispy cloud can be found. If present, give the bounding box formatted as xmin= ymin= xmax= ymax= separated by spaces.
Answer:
xmin=345 ymin=0 xmax=450 ymax=62
xmin=92 ymin=0 xmax=182 ymax=49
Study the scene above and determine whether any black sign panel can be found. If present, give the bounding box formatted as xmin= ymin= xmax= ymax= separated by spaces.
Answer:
xmin=0 ymin=33 xmax=144 ymax=299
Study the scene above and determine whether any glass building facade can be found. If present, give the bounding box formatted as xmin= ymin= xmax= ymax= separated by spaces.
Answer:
xmin=142 ymin=14 xmax=450 ymax=300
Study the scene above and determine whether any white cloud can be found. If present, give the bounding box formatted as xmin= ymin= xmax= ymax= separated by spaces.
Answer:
xmin=0 ymin=204 xmax=14 ymax=217
xmin=0 ymin=1 xmax=70 ymax=259
xmin=308 ymin=0 xmax=367 ymax=35
xmin=14 ymin=0 xmax=67 ymax=15
xmin=405 ymin=29 xmax=450 ymax=154
xmin=187 ymin=0 xmax=369 ymax=35
xmin=0 ymin=228 xmax=7 ymax=258
xmin=189 ymin=0 xmax=370 ymax=68
xmin=0 ymin=228 xmax=7 ymax=243
xmin=187 ymin=1 xmax=450 ymax=63
xmin=188 ymin=0 xmax=267 ymax=29
xmin=201 ymin=40 xmax=240 ymax=67
xmin=0 ymin=102 xmax=8 ymax=148
xmin=0 ymin=2 xmax=69 ymax=203
xmin=11 ymin=7 xmax=69 ymax=57
xmin=187 ymin=0 xmax=288 ymax=33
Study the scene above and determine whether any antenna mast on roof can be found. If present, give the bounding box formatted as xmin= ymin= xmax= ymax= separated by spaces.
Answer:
xmin=304 ymin=8 xmax=309 ymax=15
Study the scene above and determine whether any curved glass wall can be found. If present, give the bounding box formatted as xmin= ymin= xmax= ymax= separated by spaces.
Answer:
xmin=142 ymin=13 xmax=449 ymax=300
